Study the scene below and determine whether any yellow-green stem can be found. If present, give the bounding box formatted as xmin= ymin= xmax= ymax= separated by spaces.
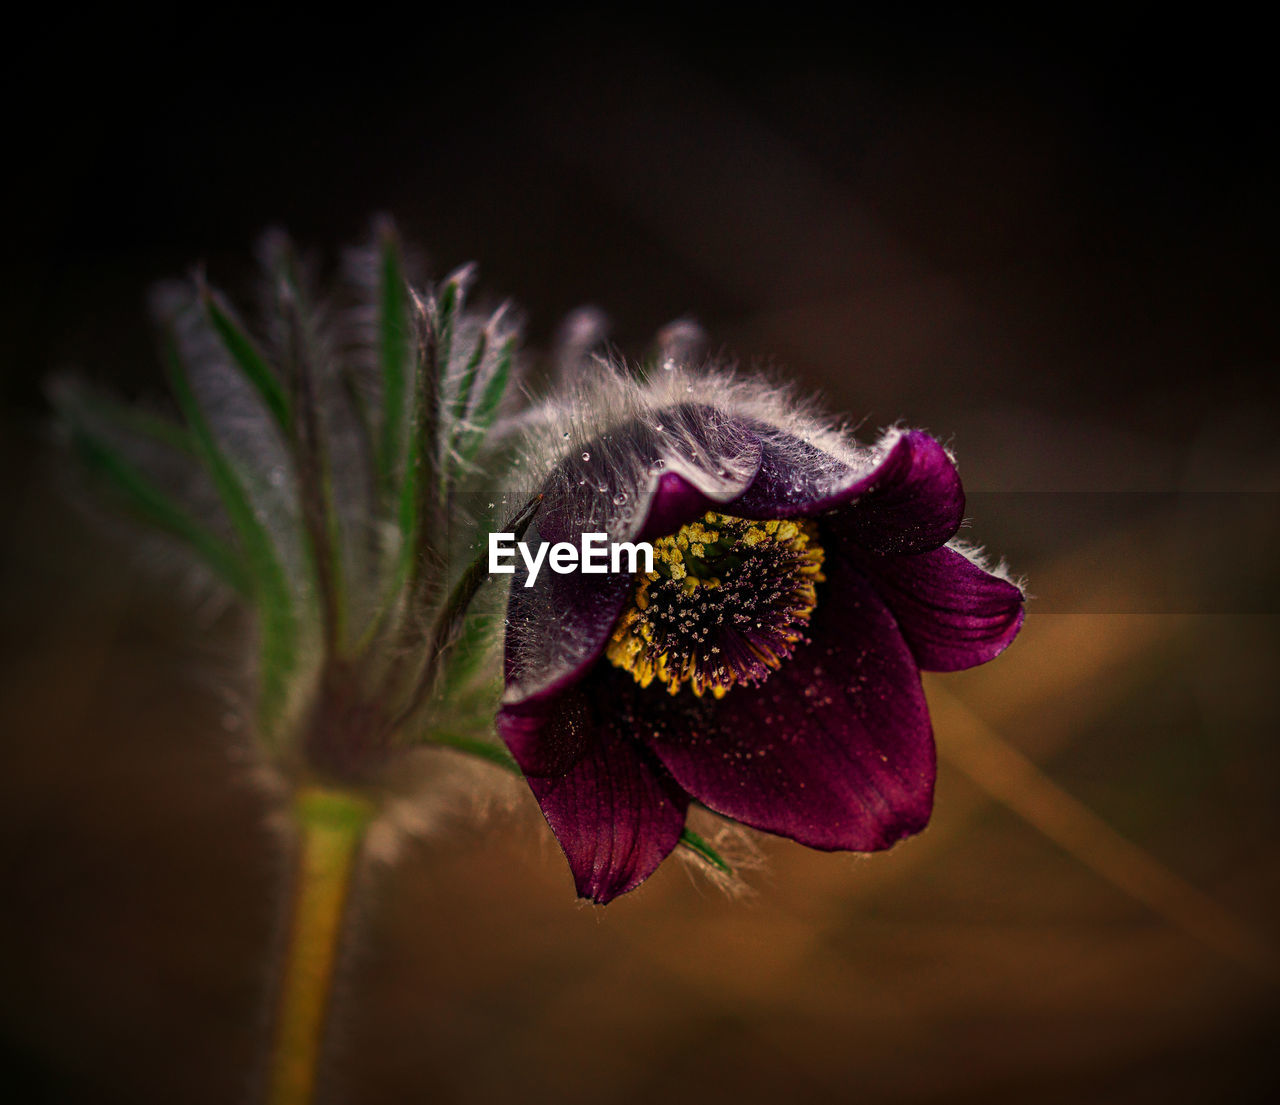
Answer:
xmin=266 ymin=785 xmax=374 ymax=1105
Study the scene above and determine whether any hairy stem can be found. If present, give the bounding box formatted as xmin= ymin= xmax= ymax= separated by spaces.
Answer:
xmin=266 ymin=786 xmax=374 ymax=1105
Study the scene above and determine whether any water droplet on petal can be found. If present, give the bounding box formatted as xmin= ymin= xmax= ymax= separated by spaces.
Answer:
xmin=613 ymin=492 xmax=627 ymax=505
xmin=652 ymin=458 xmax=665 ymax=470
xmin=581 ymin=451 xmax=591 ymax=462
xmin=562 ymin=431 xmax=570 ymax=439
xmin=598 ymin=484 xmax=608 ymax=493
xmin=662 ymin=358 xmax=675 ymax=371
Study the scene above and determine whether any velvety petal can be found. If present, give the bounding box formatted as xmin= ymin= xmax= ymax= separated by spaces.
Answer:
xmin=640 ymin=563 xmax=935 ymax=851
xmin=504 ymin=407 xmax=763 ymax=710
xmin=853 ymin=545 xmax=1025 ymax=672
xmin=497 ymin=662 xmax=598 ymax=777
xmin=501 ymin=559 xmax=634 ymax=719
xmin=728 ymin=420 xmax=869 ymax=517
xmin=537 ymin=404 xmax=762 ymax=545
xmin=733 ymin=426 xmax=964 ymax=554
xmin=831 ymin=430 xmax=965 ymax=554
xmin=516 ymin=682 xmax=690 ymax=903
xmin=634 ymin=470 xmax=725 ymax=542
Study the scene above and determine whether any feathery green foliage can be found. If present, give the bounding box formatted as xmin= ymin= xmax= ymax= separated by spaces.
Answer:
xmin=163 ymin=330 xmax=300 ymax=741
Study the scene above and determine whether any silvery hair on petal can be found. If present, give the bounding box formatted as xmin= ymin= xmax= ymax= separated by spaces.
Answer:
xmin=507 ymin=353 xmax=902 ymax=544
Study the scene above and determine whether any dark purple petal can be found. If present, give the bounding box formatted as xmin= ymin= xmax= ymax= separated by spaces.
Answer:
xmin=497 ymin=662 xmax=597 ymax=777
xmin=502 ymin=560 xmax=634 ymax=716
xmin=832 ymin=430 xmax=965 ymax=554
xmin=733 ymin=426 xmax=964 ymax=554
xmin=515 ymin=683 xmax=689 ymax=903
xmin=634 ymin=470 xmax=724 ymax=542
xmin=640 ymin=563 xmax=935 ymax=851
xmin=853 ymin=545 xmax=1025 ymax=672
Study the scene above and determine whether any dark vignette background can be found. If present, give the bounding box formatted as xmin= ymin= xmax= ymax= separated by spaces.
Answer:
xmin=3 ymin=12 xmax=1278 ymax=1104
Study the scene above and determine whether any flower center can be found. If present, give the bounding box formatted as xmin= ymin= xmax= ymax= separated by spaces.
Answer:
xmin=606 ymin=511 xmax=825 ymax=698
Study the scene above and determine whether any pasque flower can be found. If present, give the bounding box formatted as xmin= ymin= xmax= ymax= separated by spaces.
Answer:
xmin=499 ymin=366 xmax=1025 ymax=903
xmin=54 ymin=220 xmax=1021 ymax=1105
xmin=52 ymin=221 xmax=1024 ymax=1103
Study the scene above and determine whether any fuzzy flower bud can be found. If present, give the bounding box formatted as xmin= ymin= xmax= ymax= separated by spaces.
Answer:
xmin=53 ymin=222 xmax=527 ymax=790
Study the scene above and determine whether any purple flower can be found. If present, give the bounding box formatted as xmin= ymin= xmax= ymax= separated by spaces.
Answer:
xmin=498 ymin=375 xmax=1023 ymax=902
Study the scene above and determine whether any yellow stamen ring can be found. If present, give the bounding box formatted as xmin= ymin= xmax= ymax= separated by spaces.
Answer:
xmin=606 ymin=511 xmax=825 ymax=698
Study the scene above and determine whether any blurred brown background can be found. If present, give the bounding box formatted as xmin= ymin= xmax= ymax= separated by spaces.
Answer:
xmin=3 ymin=13 xmax=1278 ymax=1104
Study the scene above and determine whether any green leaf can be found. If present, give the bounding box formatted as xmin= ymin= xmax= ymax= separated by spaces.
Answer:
xmin=375 ymin=225 xmax=411 ymax=500
xmin=678 ymin=828 xmax=733 ymax=875
xmin=434 ymin=275 xmax=462 ymax=398
xmin=353 ymin=263 xmax=438 ymax=654
xmin=164 ymin=330 xmax=299 ymax=741
xmin=389 ymin=291 xmax=434 ymax=599
xmin=265 ymin=238 xmax=349 ymax=652
xmin=392 ymin=271 xmax=464 ymax=600
xmin=455 ymin=335 xmax=514 ymax=467
xmin=448 ymin=327 xmax=488 ymax=448
xmin=439 ymin=606 xmax=499 ymax=692
xmin=66 ymin=426 xmax=250 ymax=593
xmin=428 ymin=731 xmax=519 ymax=772
xmin=203 ymin=289 xmax=292 ymax=432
